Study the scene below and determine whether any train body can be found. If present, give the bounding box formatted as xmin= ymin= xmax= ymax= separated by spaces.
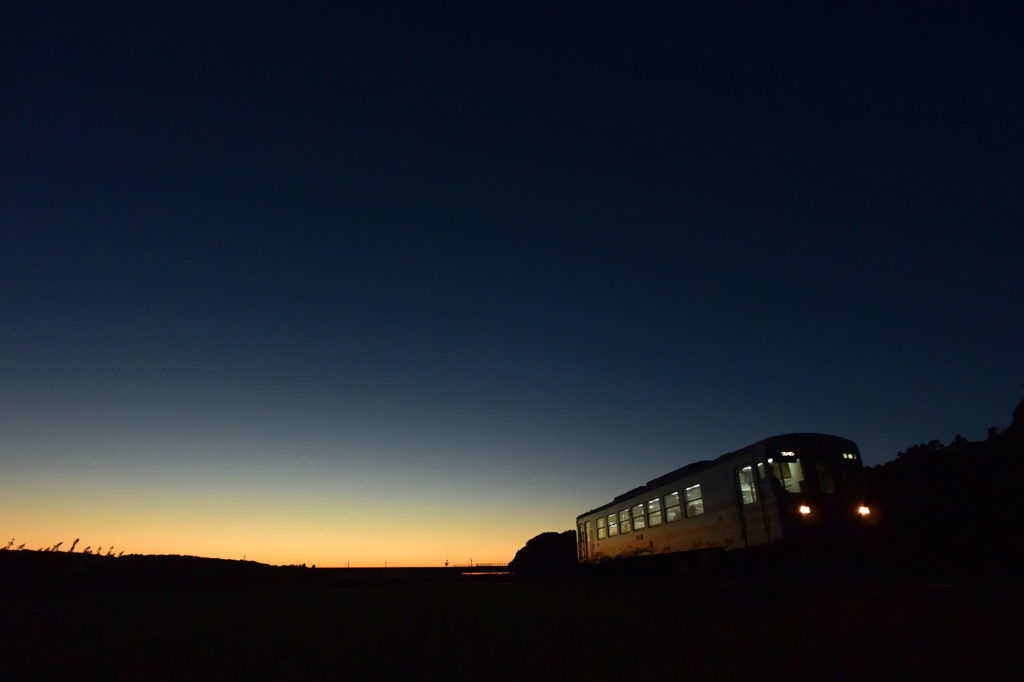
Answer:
xmin=576 ymin=433 xmax=869 ymax=563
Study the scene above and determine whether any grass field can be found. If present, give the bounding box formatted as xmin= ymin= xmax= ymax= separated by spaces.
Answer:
xmin=3 ymin=581 xmax=1020 ymax=680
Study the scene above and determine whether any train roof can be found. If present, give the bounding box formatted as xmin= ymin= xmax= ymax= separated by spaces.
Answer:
xmin=575 ymin=433 xmax=857 ymax=520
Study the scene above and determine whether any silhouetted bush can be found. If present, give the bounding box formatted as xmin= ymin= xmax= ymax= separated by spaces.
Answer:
xmin=509 ymin=530 xmax=577 ymax=577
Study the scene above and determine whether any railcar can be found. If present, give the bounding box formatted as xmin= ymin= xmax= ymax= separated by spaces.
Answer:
xmin=576 ymin=433 xmax=870 ymax=563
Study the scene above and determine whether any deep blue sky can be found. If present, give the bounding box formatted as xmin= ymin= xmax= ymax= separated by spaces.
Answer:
xmin=2 ymin=2 xmax=1022 ymax=564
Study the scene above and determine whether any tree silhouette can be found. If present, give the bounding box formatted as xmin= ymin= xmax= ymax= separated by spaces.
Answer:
xmin=509 ymin=530 xmax=577 ymax=575
xmin=864 ymin=389 xmax=1024 ymax=580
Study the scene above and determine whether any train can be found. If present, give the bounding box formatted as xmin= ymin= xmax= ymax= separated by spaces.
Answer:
xmin=576 ymin=433 xmax=870 ymax=563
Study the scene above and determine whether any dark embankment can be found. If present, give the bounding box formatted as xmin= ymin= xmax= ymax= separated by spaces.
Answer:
xmin=2 ymin=580 xmax=1021 ymax=680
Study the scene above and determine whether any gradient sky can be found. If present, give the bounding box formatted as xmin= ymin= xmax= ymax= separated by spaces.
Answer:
xmin=3 ymin=3 xmax=1022 ymax=566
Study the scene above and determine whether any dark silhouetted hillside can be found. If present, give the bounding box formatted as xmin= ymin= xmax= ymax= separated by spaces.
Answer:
xmin=864 ymin=391 xmax=1024 ymax=581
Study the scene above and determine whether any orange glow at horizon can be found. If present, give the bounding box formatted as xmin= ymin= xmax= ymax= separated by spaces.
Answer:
xmin=0 ymin=459 xmax=578 ymax=567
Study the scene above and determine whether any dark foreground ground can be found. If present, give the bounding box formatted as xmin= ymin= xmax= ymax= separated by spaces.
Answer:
xmin=3 ymin=579 xmax=1021 ymax=681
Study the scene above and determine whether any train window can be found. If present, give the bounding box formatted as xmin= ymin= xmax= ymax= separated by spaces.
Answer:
xmin=842 ymin=453 xmax=858 ymax=460
xmin=665 ymin=492 xmax=681 ymax=522
xmin=685 ymin=484 xmax=704 ymax=517
xmin=738 ymin=466 xmax=758 ymax=504
xmin=597 ymin=517 xmax=607 ymax=540
xmin=647 ymin=498 xmax=663 ymax=526
xmin=757 ymin=462 xmax=767 ymax=481
xmin=608 ymin=514 xmax=619 ymax=536
xmin=771 ymin=460 xmax=807 ymax=493
xmin=632 ymin=504 xmax=646 ymax=530
xmin=619 ymin=509 xmax=632 ymax=534
xmin=816 ymin=462 xmax=836 ymax=494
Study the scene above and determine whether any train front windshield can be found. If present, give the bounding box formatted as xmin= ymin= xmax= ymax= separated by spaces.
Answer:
xmin=768 ymin=450 xmax=864 ymax=496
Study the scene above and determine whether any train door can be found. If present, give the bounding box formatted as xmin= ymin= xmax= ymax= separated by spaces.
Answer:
xmin=582 ymin=520 xmax=594 ymax=563
xmin=735 ymin=464 xmax=770 ymax=547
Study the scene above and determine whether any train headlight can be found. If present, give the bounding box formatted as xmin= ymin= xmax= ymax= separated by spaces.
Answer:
xmin=799 ymin=505 xmax=811 ymax=515
xmin=858 ymin=506 xmax=870 ymax=516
